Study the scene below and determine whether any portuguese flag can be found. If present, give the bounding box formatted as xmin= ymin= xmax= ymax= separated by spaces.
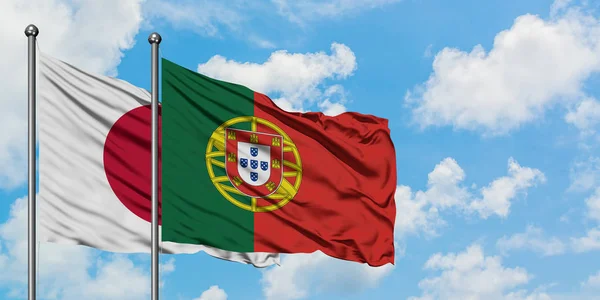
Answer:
xmin=161 ymin=59 xmax=397 ymax=266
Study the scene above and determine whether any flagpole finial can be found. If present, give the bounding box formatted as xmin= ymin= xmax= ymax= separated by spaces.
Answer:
xmin=24 ymin=24 xmax=39 ymax=37
xmin=148 ymin=32 xmax=162 ymax=44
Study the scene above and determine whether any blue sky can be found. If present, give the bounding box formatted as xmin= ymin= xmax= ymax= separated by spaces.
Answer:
xmin=1 ymin=0 xmax=600 ymax=299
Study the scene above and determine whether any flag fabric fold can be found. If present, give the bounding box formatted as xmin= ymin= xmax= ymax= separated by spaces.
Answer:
xmin=38 ymin=52 xmax=279 ymax=268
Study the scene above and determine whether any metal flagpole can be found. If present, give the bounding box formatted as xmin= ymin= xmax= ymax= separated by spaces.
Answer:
xmin=148 ymin=32 xmax=162 ymax=300
xmin=25 ymin=24 xmax=39 ymax=300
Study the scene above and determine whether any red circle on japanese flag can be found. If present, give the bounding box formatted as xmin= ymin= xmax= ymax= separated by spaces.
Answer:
xmin=103 ymin=104 xmax=162 ymax=224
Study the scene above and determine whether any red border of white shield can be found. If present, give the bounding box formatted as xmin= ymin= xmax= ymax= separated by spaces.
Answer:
xmin=225 ymin=128 xmax=284 ymax=197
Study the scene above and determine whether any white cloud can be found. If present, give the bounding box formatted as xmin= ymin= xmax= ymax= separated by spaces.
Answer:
xmin=565 ymin=97 xmax=600 ymax=136
xmin=468 ymin=158 xmax=546 ymax=219
xmin=318 ymin=99 xmax=347 ymax=116
xmin=0 ymin=196 xmax=168 ymax=299
xmin=571 ymin=228 xmax=600 ymax=253
xmin=159 ymin=257 xmax=176 ymax=288
xmin=143 ymin=0 xmax=243 ymax=37
xmin=260 ymin=252 xmax=393 ymax=300
xmin=248 ymin=35 xmax=277 ymax=49
xmin=420 ymin=157 xmax=471 ymax=209
xmin=0 ymin=0 xmax=144 ymax=189
xmin=409 ymin=244 xmax=544 ymax=300
xmin=585 ymin=188 xmax=600 ymax=222
xmin=395 ymin=157 xmax=545 ymax=238
xmin=272 ymin=0 xmax=401 ymax=24
xmin=197 ymin=43 xmax=356 ymax=113
xmin=317 ymin=85 xmax=348 ymax=116
xmin=394 ymin=158 xmax=468 ymax=238
xmin=194 ymin=285 xmax=228 ymax=300
xmin=496 ymin=225 xmax=566 ymax=256
xmin=160 ymin=257 xmax=176 ymax=274
xmin=61 ymin=255 xmax=150 ymax=300
xmin=581 ymin=270 xmax=600 ymax=290
xmin=570 ymin=187 xmax=600 ymax=253
xmin=424 ymin=44 xmax=434 ymax=58
xmin=394 ymin=185 xmax=446 ymax=238
xmin=504 ymin=290 xmax=553 ymax=300
xmin=550 ymin=0 xmax=574 ymax=17
xmin=569 ymin=157 xmax=600 ymax=192
xmin=143 ymin=0 xmax=394 ymax=47
xmin=406 ymin=5 xmax=600 ymax=135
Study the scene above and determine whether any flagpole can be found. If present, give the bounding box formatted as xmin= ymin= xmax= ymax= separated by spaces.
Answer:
xmin=148 ymin=32 xmax=162 ymax=300
xmin=25 ymin=24 xmax=39 ymax=300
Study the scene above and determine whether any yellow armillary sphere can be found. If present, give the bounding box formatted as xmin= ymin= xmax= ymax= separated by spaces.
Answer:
xmin=205 ymin=116 xmax=302 ymax=212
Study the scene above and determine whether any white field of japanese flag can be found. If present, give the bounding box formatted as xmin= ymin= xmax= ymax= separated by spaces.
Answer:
xmin=37 ymin=52 xmax=279 ymax=267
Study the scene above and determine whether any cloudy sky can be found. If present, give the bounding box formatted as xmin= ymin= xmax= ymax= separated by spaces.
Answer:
xmin=1 ymin=0 xmax=600 ymax=299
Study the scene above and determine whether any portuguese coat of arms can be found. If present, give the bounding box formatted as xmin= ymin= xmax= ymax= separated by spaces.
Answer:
xmin=225 ymin=128 xmax=283 ymax=197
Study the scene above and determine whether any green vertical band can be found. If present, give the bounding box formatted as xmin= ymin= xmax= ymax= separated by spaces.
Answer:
xmin=161 ymin=58 xmax=255 ymax=252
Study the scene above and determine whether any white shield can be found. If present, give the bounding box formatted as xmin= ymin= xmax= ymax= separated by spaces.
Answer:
xmin=238 ymin=142 xmax=271 ymax=186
